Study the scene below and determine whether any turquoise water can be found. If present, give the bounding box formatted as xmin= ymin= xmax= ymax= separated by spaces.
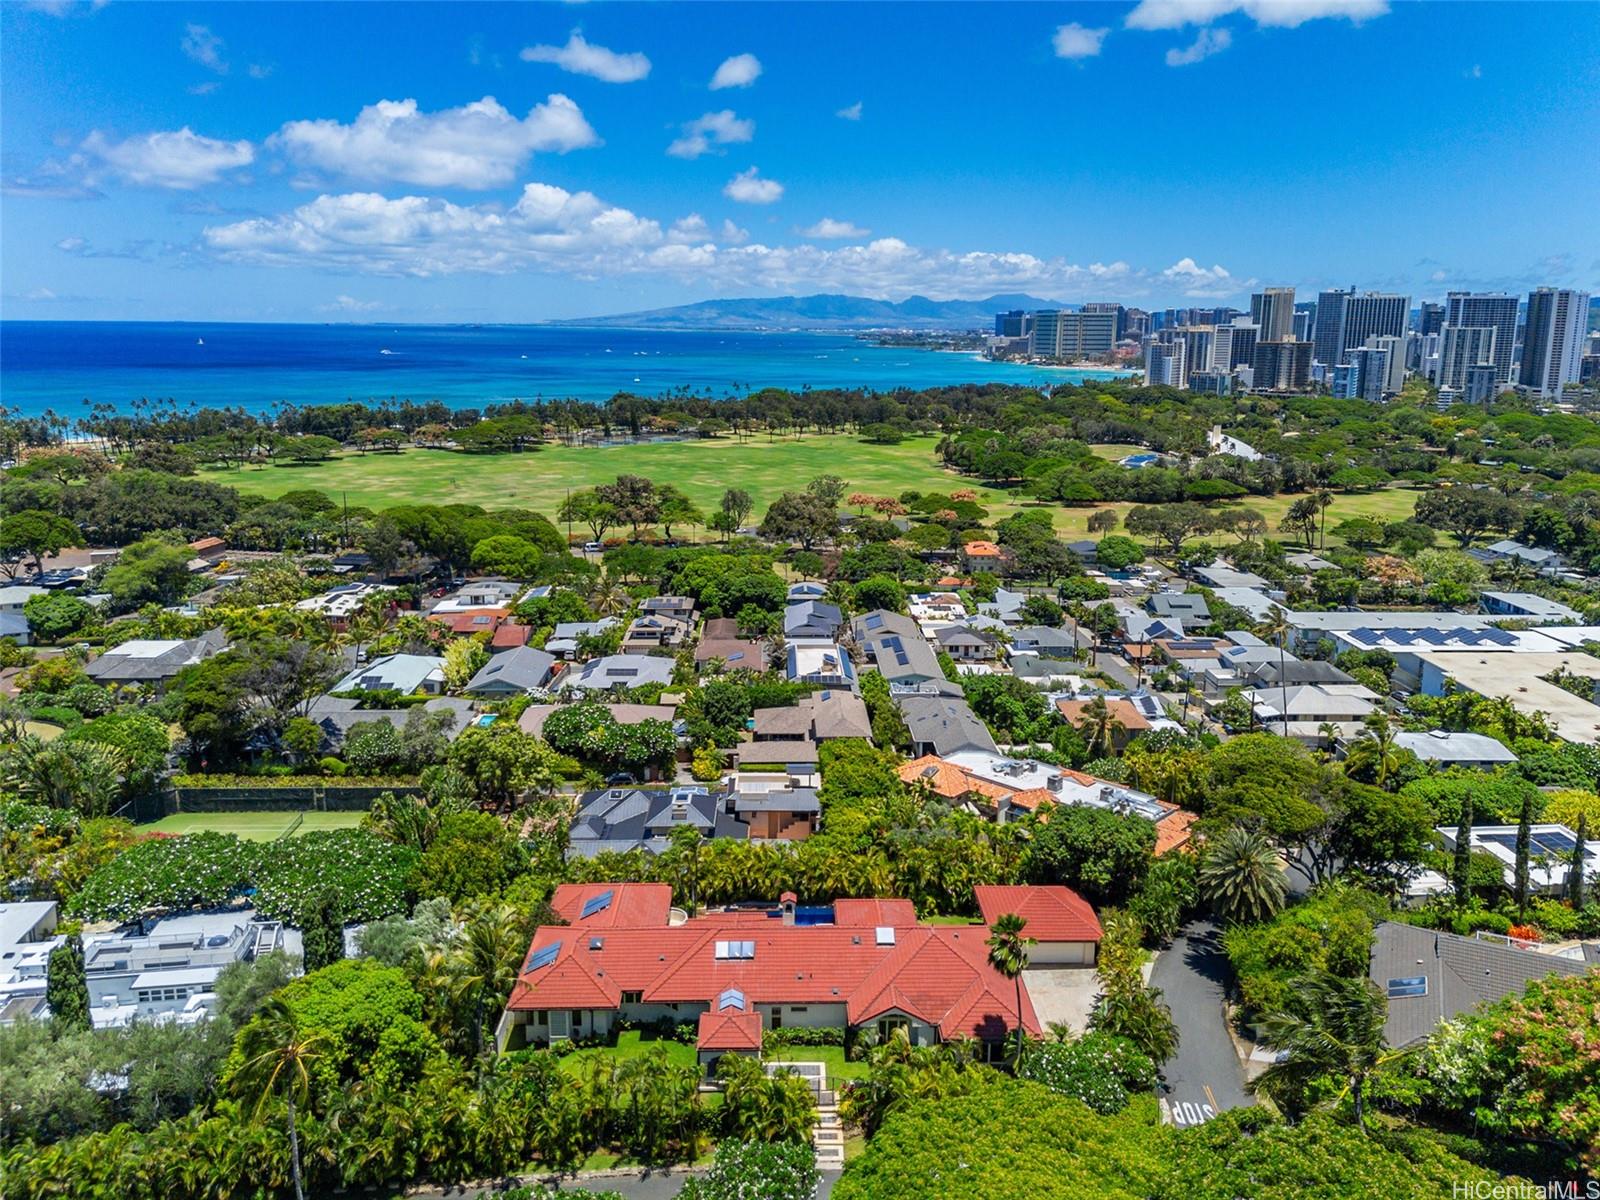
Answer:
xmin=0 ymin=321 xmax=1134 ymax=419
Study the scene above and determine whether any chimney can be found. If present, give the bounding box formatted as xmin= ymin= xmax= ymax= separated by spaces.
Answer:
xmin=779 ymin=891 xmax=797 ymax=926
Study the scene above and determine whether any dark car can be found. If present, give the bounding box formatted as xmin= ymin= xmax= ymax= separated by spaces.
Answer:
xmin=604 ymin=772 xmax=637 ymax=787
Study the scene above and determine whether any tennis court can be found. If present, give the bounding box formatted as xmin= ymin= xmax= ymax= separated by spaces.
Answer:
xmin=143 ymin=811 xmax=368 ymax=840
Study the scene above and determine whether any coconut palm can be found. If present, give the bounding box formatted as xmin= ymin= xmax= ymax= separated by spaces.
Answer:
xmin=231 ymin=997 xmax=326 ymax=1200
xmin=1 ymin=736 xmax=125 ymax=816
xmin=1344 ymin=712 xmax=1404 ymax=789
xmin=1316 ymin=721 xmax=1340 ymax=755
xmin=1251 ymin=969 xmax=1391 ymax=1130
xmin=1255 ymin=605 xmax=1293 ymax=737
xmin=985 ymin=913 xmax=1034 ymax=1063
xmin=1077 ymin=695 xmax=1126 ymax=759
xmin=448 ymin=901 xmax=530 ymax=1061
xmin=588 ymin=572 xmax=631 ymax=618
xmin=1199 ymin=824 xmax=1287 ymax=925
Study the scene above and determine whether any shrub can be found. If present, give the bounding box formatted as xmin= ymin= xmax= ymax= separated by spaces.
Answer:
xmin=680 ymin=1140 xmax=819 ymax=1200
xmin=763 ymin=1025 xmax=846 ymax=1050
xmin=1017 ymin=1033 xmax=1157 ymax=1114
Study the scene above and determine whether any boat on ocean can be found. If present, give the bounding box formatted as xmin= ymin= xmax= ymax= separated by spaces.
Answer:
xmin=379 ymin=349 xmax=393 ymax=355
xmin=196 ymin=338 xmax=204 ymax=345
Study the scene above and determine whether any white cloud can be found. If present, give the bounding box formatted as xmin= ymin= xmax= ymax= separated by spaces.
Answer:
xmin=1053 ymin=23 xmax=1110 ymax=59
xmin=1161 ymin=256 xmax=1250 ymax=298
xmin=188 ymin=80 xmax=221 ymax=96
xmin=181 ymin=23 xmax=228 ymax=74
xmin=25 ymin=287 xmax=58 ymax=301
xmin=709 ymin=53 xmax=762 ymax=89
xmin=723 ymin=166 xmax=783 ymax=205
xmin=801 ymin=217 xmax=870 ymax=240
xmin=248 ymin=63 xmax=274 ymax=79
xmin=203 ymin=179 xmax=1232 ymax=302
xmin=1166 ymin=27 xmax=1232 ymax=64
xmin=271 ymin=95 xmax=597 ymax=189
xmin=666 ymin=110 xmax=754 ymax=159
xmin=81 ymin=127 xmax=254 ymax=189
xmin=324 ymin=294 xmax=385 ymax=313
xmin=520 ymin=30 xmax=650 ymax=83
xmin=1126 ymin=0 xmax=1387 ymax=29
xmin=836 ymin=101 xmax=863 ymax=121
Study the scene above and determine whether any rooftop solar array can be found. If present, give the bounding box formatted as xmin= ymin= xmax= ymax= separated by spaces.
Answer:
xmin=527 ymin=942 xmax=560 ymax=971
xmin=1345 ymin=627 xmax=1519 ymax=648
xmin=580 ymin=889 xmax=615 ymax=918
xmin=1479 ymin=831 xmax=1580 ymax=857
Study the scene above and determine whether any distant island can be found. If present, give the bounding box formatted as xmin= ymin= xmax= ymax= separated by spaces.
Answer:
xmin=554 ymin=292 xmax=1072 ymax=332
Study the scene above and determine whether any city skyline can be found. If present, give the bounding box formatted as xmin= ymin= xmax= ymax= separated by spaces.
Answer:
xmin=2 ymin=0 xmax=1598 ymax=323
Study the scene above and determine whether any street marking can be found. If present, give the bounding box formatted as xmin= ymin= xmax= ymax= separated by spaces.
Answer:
xmin=1204 ymin=1084 xmax=1219 ymax=1112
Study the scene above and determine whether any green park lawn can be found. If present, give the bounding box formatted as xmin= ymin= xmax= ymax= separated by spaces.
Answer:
xmin=216 ymin=431 xmax=1427 ymax=550
xmin=144 ymin=810 xmax=367 ymax=840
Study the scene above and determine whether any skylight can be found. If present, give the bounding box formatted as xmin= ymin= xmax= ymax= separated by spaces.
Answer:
xmin=1386 ymin=976 xmax=1427 ymax=998
xmin=875 ymin=926 xmax=896 ymax=946
xmin=714 ymin=940 xmax=755 ymax=960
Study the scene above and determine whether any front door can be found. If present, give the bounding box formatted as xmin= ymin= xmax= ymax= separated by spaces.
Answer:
xmin=549 ymin=1010 xmax=572 ymax=1040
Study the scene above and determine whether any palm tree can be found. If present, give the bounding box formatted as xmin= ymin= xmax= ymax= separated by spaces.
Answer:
xmin=1344 ymin=712 xmax=1403 ymax=789
xmin=1251 ymin=970 xmax=1391 ymax=1131
xmin=231 ymin=998 xmax=326 ymax=1200
xmin=1 ymin=736 xmax=125 ymax=816
xmin=1077 ymin=695 xmax=1126 ymax=759
xmin=985 ymin=913 xmax=1033 ymax=1063
xmin=448 ymin=901 xmax=529 ymax=1062
xmin=1255 ymin=606 xmax=1293 ymax=737
xmin=1317 ymin=721 xmax=1340 ymax=755
xmin=1199 ymin=825 xmax=1287 ymax=925
xmin=588 ymin=572 xmax=631 ymax=617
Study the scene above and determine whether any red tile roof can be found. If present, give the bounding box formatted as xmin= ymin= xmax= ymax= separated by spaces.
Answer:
xmin=1055 ymin=697 xmax=1154 ymax=733
xmin=507 ymin=882 xmax=1048 ymax=1043
xmin=491 ymin=623 xmax=531 ymax=649
xmin=428 ymin=608 xmax=509 ymax=635
xmin=697 ymin=1007 xmax=762 ymax=1051
xmin=973 ymin=885 xmax=1102 ymax=945
xmin=1153 ymin=806 xmax=1197 ymax=856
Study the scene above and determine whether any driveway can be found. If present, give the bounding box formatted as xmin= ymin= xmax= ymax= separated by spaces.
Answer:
xmin=1022 ymin=966 xmax=1101 ymax=1035
xmin=1148 ymin=919 xmax=1253 ymax=1128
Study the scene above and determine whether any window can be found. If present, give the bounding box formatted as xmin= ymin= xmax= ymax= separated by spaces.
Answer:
xmin=789 ymin=1006 xmax=808 ymax=1014
xmin=621 ymin=991 xmax=642 ymax=1005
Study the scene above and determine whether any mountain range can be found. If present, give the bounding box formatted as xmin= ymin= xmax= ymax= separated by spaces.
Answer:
xmin=555 ymin=293 xmax=1069 ymax=331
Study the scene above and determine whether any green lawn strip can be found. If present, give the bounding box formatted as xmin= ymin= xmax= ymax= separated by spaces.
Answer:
xmin=556 ymin=1028 xmax=701 ymax=1074
xmin=143 ymin=810 xmax=367 ymax=840
xmin=765 ymin=1044 xmax=869 ymax=1083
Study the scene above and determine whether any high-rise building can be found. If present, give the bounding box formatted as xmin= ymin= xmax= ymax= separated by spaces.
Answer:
xmin=1313 ymin=288 xmax=1352 ymax=366
xmin=1439 ymin=325 xmax=1499 ymax=390
xmin=1334 ymin=338 xmax=1406 ymax=401
xmin=1123 ymin=308 xmax=1150 ymax=340
xmin=1463 ymin=363 xmax=1499 ymax=405
xmin=1083 ymin=302 xmax=1127 ymax=341
xmin=1417 ymin=302 xmax=1445 ymax=336
xmin=1029 ymin=310 xmax=1118 ymax=360
xmin=1519 ymin=287 xmax=1590 ymax=399
xmin=1366 ymin=335 xmax=1408 ymax=396
xmin=1176 ymin=326 xmax=1216 ymax=382
xmin=1445 ymin=292 xmax=1519 ymax=382
xmin=1144 ymin=339 xmax=1186 ymax=387
xmin=1225 ymin=322 xmax=1259 ymax=369
xmin=1250 ymin=288 xmax=1296 ymax=341
xmin=1251 ymin=340 xmax=1313 ymax=391
xmin=1342 ymin=294 xmax=1410 ymax=358
xmin=1293 ymin=306 xmax=1314 ymax=342
xmin=995 ymin=310 xmax=1032 ymax=338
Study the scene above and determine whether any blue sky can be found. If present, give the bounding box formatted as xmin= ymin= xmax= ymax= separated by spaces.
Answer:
xmin=2 ymin=0 xmax=1597 ymax=322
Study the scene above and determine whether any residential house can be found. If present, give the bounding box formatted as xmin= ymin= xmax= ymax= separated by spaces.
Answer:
xmin=1147 ymin=592 xmax=1211 ymax=624
xmin=784 ymin=600 xmax=844 ymax=641
xmin=1434 ymin=823 xmax=1600 ymax=895
xmin=0 ymin=585 xmax=48 ymax=613
xmin=1473 ymin=540 xmax=1565 ymax=576
xmin=961 ymin=540 xmax=1006 ymax=573
xmin=731 ymin=739 xmax=821 ymax=786
xmin=1011 ymin=655 xmax=1088 ymax=690
xmin=974 ymin=886 xmax=1101 ymax=966
xmin=752 ymin=690 xmax=872 ymax=743
xmin=497 ymin=883 xmax=1047 ymax=1062
xmin=786 ymin=581 xmax=828 ymax=603
xmin=1009 ymin=626 xmax=1078 ymax=658
xmin=294 ymin=582 xmax=396 ymax=624
xmin=695 ymin=617 xmax=767 ymax=671
xmin=81 ymin=910 xmax=286 ymax=1029
xmin=621 ymin=612 xmax=694 ymax=655
xmin=1246 ymin=659 xmax=1357 ymax=688
xmin=1393 ymin=731 xmax=1519 ymax=770
xmin=785 ymin=640 xmax=858 ymax=691
xmin=1066 ymin=540 xmax=1098 ymax=564
xmin=976 ymin=588 xmax=1027 ymax=626
xmin=84 ymin=629 xmax=228 ymax=692
xmin=908 ymin=591 xmax=967 ymax=626
xmin=429 ymin=608 xmax=509 ymax=638
xmin=517 ymin=703 xmax=680 ymax=771
xmin=1283 ymin=609 xmax=1495 ymax=654
xmin=559 ymin=654 xmax=675 ymax=694
xmin=1410 ymin=650 xmax=1600 ymax=745
xmin=895 ymin=693 xmax=999 ymax=757
xmin=1207 ymin=587 xmax=1281 ymax=622
xmin=546 ymin=617 xmax=620 ymax=659
xmin=464 ymin=645 xmax=557 ymax=696
xmin=1191 ymin=559 xmax=1271 ymax=591
xmin=1480 ymin=592 xmax=1582 ymax=623
xmin=187 ymin=536 xmax=227 ymax=564
xmin=491 ymin=623 xmax=532 ymax=651
xmin=853 ymin=615 xmax=945 ymax=689
xmin=0 ymin=902 xmax=62 ymax=1024
xmin=1285 ymin=552 xmax=1338 ymax=573
xmin=0 ymin=611 xmax=32 ymax=646
xmin=936 ymin=624 xmax=1000 ymax=663
xmin=331 ymin=652 xmax=446 ymax=696
xmin=726 ymin=777 xmax=820 ymax=841
xmin=1055 ymin=697 xmax=1154 ymax=753
xmin=1246 ymin=682 xmax=1379 ymax=741
xmin=431 ymin=579 xmax=526 ymax=614
xmin=1152 ymin=636 xmax=1235 ymax=675
xmin=641 ymin=596 xmax=697 ymax=623
xmin=1370 ymin=921 xmax=1592 ymax=1047
xmin=566 ymin=786 xmax=747 ymax=859
xmin=303 ymin=695 xmax=473 ymax=754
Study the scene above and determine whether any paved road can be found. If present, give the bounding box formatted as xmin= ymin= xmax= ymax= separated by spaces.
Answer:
xmin=1149 ymin=919 xmax=1253 ymax=1129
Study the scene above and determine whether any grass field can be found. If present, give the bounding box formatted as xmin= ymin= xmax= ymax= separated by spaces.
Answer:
xmin=217 ymin=433 xmax=1427 ymax=550
xmin=558 ymin=1028 xmax=700 ymax=1074
xmin=144 ymin=810 xmax=367 ymax=840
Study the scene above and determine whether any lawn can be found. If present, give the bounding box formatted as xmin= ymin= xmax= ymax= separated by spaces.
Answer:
xmin=557 ymin=1028 xmax=700 ymax=1074
xmin=766 ymin=1044 xmax=869 ymax=1084
xmin=143 ymin=810 xmax=367 ymax=840
xmin=216 ymin=432 xmax=1427 ymax=550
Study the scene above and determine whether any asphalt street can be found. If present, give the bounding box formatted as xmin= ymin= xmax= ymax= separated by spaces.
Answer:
xmin=1148 ymin=919 xmax=1254 ymax=1128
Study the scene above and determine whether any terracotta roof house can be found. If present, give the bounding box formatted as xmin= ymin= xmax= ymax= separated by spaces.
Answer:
xmin=695 ymin=617 xmax=767 ymax=670
xmin=961 ymin=541 xmax=1005 ymax=570
xmin=491 ymin=623 xmax=532 ymax=651
xmin=974 ymin=885 xmax=1102 ymax=966
xmin=428 ymin=608 xmax=509 ymax=637
xmin=498 ymin=883 xmax=1047 ymax=1064
xmin=1055 ymin=697 xmax=1153 ymax=752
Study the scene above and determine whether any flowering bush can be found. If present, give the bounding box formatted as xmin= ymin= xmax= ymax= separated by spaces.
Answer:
xmin=69 ymin=829 xmax=417 ymax=925
xmin=1017 ymin=1032 xmax=1157 ymax=1114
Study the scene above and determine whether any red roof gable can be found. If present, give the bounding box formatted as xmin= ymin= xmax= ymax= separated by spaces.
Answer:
xmin=833 ymin=898 xmax=918 ymax=927
xmin=491 ymin=623 xmax=531 ymax=649
xmin=697 ymin=1007 xmax=762 ymax=1051
xmin=973 ymin=885 xmax=1102 ymax=945
xmin=428 ymin=608 xmax=509 ymax=635
xmin=550 ymin=882 xmax=674 ymax=928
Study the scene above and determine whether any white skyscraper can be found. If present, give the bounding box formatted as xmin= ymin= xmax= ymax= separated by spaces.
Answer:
xmin=1250 ymin=288 xmax=1296 ymax=342
xmin=1520 ymin=287 xmax=1590 ymax=399
xmin=1144 ymin=339 xmax=1186 ymax=387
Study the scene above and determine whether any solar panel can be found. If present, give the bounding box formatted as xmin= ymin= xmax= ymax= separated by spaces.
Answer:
xmin=527 ymin=942 xmax=560 ymax=971
xmin=865 ymin=614 xmax=884 ymax=630
xmin=581 ymin=889 xmax=615 ymax=919
xmin=1533 ymin=832 xmax=1577 ymax=856
xmin=718 ymin=987 xmax=746 ymax=1011
xmin=1387 ymin=976 xmax=1427 ymax=998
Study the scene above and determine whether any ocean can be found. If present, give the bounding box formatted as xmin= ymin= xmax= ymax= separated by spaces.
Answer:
xmin=0 ymin=321 xmax=1134 ymax=420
